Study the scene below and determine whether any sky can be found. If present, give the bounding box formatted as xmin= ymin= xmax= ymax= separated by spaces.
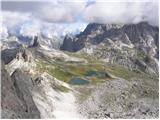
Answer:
xmin=0 ymin=0 xmax=159 ymax=39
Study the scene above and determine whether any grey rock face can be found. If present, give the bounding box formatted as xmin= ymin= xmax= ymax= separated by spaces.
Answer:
xmin=30 ymin=36 xmax=40 ymax=47
xmin=34 ymin=76 xmax=44 ymax=84
xmin=1 ymin=64 xmax=40 ymax=118
xmin=1 ymin=61 xmax=20 ymax=118
xmin=1 ymin=48 xmax=19 ymax=64
xmin=60 ymin=23 xmax=123 ymax=51
xmin=60 ymin=35 xmax=75 ymax=52
xmin=61 ymin=22 xmax=158 ymax=52
xmin=21 ymin=49 xmax=33 ymax=62
xmin=30 ymin=35 xmax=61 ymax=49
xmin=81 ymin=23 xmax=123 ymax=36
xmin=1 ymin=48 xmax=33 ymax=64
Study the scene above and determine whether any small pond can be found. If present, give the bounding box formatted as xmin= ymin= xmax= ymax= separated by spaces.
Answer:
xmin=85 ymin=70 xmax=111 ymax=78
xmin=68 ymin=78 xmax=90 ymax=85
xmin=85 ymin=71 xmax=98 ymax=77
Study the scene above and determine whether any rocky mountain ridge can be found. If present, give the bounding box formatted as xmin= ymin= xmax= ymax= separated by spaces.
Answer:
xmin=61 ymin=22 xmax=158 ymax=51
xmin=61 ymin=22 xmax=159 ymax=76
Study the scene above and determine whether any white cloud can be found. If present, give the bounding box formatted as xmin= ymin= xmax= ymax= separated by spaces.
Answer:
xmin=1 ymin=10 xmax=87 ymax=38
xmin=2 ymin=11 xmax=31 ymax=35
xmin=2 ymin=0 xmax=86 ymax=23
xmin=19 ymin=20 xmax=42 ymax=37
xmin=1 ymin=0 xmax=159 ymax=39
xmin=36 ymin=1 xmax=86 ymax=22
xmin=2 ymin=0 xmax=158 ymax=25
xmin=82 ymin=0 xmax=159 ymax=26
xmin=41 ymin=22 xmax=87 ymax=38
xmin=0 ymin=25 xmax=9 ymax=39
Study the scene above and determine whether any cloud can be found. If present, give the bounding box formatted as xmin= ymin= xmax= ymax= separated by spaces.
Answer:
xmin=83 ymin=0 xmax=159 ymax=26
xmin=1 ymin=0 xmax=86 ymax=23
xmin=1 ymin=0 xmax=158 ymax=25
xmin=1 ymin=11 xmax=87 ymax=38
xmin=2 ymin=11 xmax=31 ymax=35
xmin=1 ymin=1 xmax=47 ymax=13
xmin=19 ymin=20 xmax=42 ymax=37
xmin=1 ymin=1 xmax=87 ymax=38
xmin=36 ymin=1 xmax=86 ymax=22
xmin=1 ymin=0 xmax=159 ymax=39
xmin=0 ymin=25 xmax=9 ymax=39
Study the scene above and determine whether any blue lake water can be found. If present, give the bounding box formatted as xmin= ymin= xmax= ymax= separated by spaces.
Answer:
xmin=85 ymin=70 xmax=110 ymax=78
xmin=85 ymin=71 xmax=98 ymax=77
xmin=69 ymin=78 xmax=90 ymax=85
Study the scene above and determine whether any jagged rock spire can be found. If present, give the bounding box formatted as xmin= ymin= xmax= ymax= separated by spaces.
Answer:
xmin=31 ymin=36 xmax=39 ymax=47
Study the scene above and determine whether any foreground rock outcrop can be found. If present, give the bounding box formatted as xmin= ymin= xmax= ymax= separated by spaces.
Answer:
xmin=1 ymin=62 xmax=40 ymax=119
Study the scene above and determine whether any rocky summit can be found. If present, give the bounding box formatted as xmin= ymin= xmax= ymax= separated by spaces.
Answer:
xmin=1 ymin=22 xmax=159 ymax=119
